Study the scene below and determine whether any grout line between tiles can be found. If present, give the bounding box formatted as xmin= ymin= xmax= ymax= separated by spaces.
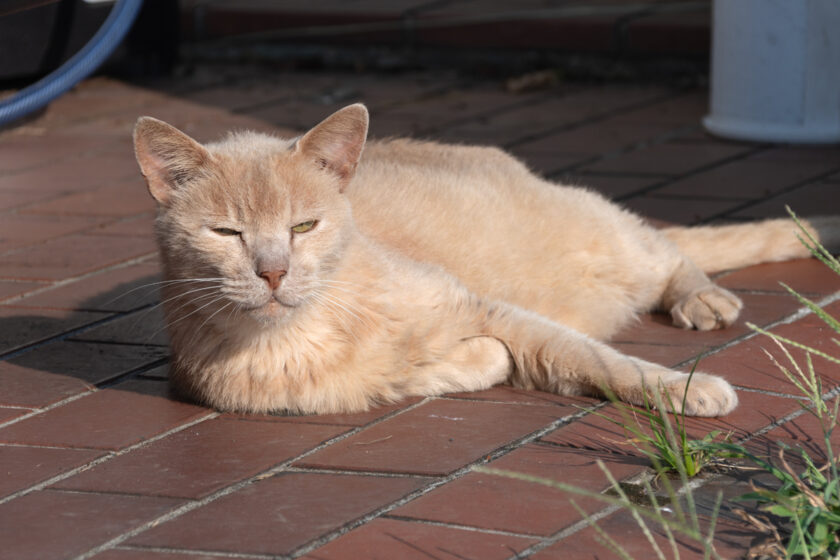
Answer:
xmin=70 ymin=398 xmax=432 ymax=560
xmin=115 ymin=544 xmax=282 ymax=559
xmin=505 ymin=504 xmax=623 ymax=559
xmin=282 ymin=466 xmax=433 ymax=479
xmin=383 ymin=513 xmax=540 ymax=539
xmin=707 ymin=164 xmax=840 ymax=223
xmin=0 ymin=412 xmax=219 ymax=506
xmin=0 ymin=251 xmax=158 ymax=308
xmin=675 ymin=289 xmax=840 ymax=369
xmin=287 ymin=403 xmax=607 ymax=558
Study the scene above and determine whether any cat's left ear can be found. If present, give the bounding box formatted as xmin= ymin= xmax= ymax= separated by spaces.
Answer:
xmin=295 ymin=103 xmax=369 ymax=192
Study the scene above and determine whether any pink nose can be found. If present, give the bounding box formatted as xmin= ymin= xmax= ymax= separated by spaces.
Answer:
xmin=259 ymin=270 xmax=287 ymax=290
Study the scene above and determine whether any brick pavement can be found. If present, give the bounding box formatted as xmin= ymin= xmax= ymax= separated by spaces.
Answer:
xmin=1 ymin=70 xmax=839 ymax=559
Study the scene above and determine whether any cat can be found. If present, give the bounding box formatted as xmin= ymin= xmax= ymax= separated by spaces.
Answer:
xmin=133 ymin=103 xmax=840 ymax=417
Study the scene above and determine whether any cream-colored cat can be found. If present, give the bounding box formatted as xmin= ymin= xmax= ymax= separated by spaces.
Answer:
xmin=133 ymin=104 xmax=839 ymax=417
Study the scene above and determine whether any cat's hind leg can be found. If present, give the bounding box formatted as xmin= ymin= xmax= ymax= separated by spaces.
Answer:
xmin=400 ymin=336 xmax=513 ymax=397
xmin=660 ymin=256 xmax=742 ymax=330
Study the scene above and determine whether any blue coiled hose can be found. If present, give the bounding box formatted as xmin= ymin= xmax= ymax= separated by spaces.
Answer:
xmin=0 ymin=0 xmax=144 ymax=127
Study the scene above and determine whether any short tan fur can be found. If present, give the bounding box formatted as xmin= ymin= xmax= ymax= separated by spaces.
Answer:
xmin=133 ymin=104 xmax=840 ymax=417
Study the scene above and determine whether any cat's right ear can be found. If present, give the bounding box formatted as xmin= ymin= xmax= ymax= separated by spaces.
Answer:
xmin=294 ymin=103 xmax=369 ymax=192
xmin=133 ymin=117 xmax=211 ymax=206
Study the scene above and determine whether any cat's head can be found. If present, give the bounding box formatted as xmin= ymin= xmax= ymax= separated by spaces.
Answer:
xmin=133 ymin=104 xmax=369 ymax=326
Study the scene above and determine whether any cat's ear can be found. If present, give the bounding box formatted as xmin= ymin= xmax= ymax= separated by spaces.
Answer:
xmin=133 ymin=117 xmax=211 ymax=206
xmin=295 ymin=103 xmax=369 ymax=192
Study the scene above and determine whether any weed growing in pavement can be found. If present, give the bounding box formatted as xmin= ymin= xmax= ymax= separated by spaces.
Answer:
xmin=477 ymin=382 xmax=728 ymax=559
xmin=594 ymin=365 xmax=734 ymax=479
xmin=705 ymin=209 xmax=840 ymax=559
xmin=478 ymin=209 xmax=840 ymax=558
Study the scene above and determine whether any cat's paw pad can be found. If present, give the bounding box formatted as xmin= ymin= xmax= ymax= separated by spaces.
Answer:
xmin=670 ymin=285 xmax=742 ymax=331
xmin=662 ymin=372 xmax=738 ymax=417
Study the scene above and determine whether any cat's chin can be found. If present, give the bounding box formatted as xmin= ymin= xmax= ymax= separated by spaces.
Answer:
xmin=247 ymin=299 xmax=297 ymax=324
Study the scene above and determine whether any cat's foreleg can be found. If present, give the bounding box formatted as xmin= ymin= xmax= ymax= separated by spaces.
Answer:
xmin=483 ymin=306 xmax=737 ymax=416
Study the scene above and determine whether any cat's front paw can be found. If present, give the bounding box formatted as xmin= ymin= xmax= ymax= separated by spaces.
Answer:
xmin=670 ymin=285 xmax=742 ymax=331
xmin=662 ymin=372 xmax=738 ymax=417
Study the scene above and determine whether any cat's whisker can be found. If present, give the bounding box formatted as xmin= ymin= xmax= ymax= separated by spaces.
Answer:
xmin=158 ymin=289 xmax=228 ymax=321
xmin=161 ymin=294 xmax=230 ymax=335
xmin=314 ymin=290 xmax=374 ymax=331
xmin=102 ymin=277 xmax=227 ymax=308
xmin=308 ymin=292 xmax=361 ymax=345
xmin=120 ymin=284 xmax=229 ymax=338
xmin=186 ymin=300 xmax=237 ymax=348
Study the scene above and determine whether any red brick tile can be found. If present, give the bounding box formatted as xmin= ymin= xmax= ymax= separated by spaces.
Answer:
xmin=22 ymin=179 xmax=156 ymax=217
xmin=0 ymin=383 xmax=211 ymax=450
xmin=53 ymin=418 xmax=348 ymax=498
xmin=488 ymin=150 xmax=584 ymax=176
xmin=717 ymin=258 xmax=840 ymax=296
xmin=223 ymin=397 xmax=424 ymax=427
xmin=0 ymin=188 xmax=54 ymax=211
xmin=748 ymin=408 xmax=840 ymax=462
xmin=0 ymin=445 xmax=104 ymax=499
xmin=749 ymin=145 xmax=840 ymax=163
xmin=611 ymin=341 xmax=708 ymax=367
xmin=531 ymin=508 xmax=753 ymax=560
xmin=612 ymin=292 xmax=802 ymax=351
xmin=658 ymin=160 xmax=836 ymax=199
xmin=16 ymin=261 xmax=161 ymax=312
xmin=732 ymin=181 xmax=840 ymax=220
xmin=129 ymin=473 xmax=428 ymax=556
xmin=562 ymin=173 xmax=661 ymax=199
xmin=416 ymin=15 xmax=616 ymax=51
xmin=444 ymin=385 xmax=602 ymax=408
xmin=34 ymin=77 xmax=165 ymax=128
xmin=582 ymin=143 xmax=750 ymax=175
xmin=609 ymin=91 xmax=710 ymax=126
xmin=394 ymin=443 xmax=647 ymax=536
xmin=0 ymin=134 xmax=105 ymax=173
xmin=0 ymin=233 xmax=156 ymax=281
xmin=72 ymin=306 xmax=169 ymax=346
xmin=514 ymin=121 xmax=675 ymax=158
xmin=0 ymin=280 xmax=44 ymax=302
xmin=698 ymin=311 xmax=840 ymax=395
xmin=541 ymin=389 xmax=801 ymax=451
xmin=0 ymin=365 xmax=92 ymax=409
xmin=437 ymin=95 xmax=583 ymax=145
xmin=622 ymin=194 xmax=740 ymax=225
xmin=0 ymin=214 xmax=105 ymax=253
xmin=0 ymin=150 xmax=138 ymax=197
xmin=0 ymin=340 xmax=166 ymax=407
xmin=302 ymin=517 xmax=537 ymax=559
xmin=0 ymin=489 xmax=182 ymax=560
xmin=0 ymin=406 xmax=28 ymax=423
xmin=87 ymin=213 xmax=155 ymax=237
xmin=0 ymin=307 xmax=108 ymax=354
xmin=627 ymin=10 xmax=710 ymax=55
xmin=296 ymin=399 xmax=567 ymax=475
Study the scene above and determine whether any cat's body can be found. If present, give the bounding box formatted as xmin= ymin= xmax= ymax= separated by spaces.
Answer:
xmin=134 ymin=104 xmax=840 ymax=417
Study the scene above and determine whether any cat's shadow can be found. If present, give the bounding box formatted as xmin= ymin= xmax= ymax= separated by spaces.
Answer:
xmin=1 ymin=274 xmax=649 ymax=465
xmin=2 ymin=273 xmax=178 ymax=403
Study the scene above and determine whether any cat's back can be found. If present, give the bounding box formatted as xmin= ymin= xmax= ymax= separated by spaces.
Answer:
xmin=348 ymin=138 xmax=669 ymax=338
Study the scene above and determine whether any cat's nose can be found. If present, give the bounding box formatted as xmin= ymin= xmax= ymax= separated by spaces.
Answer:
xmin=259 ymin=269 xmax=287 ymax=290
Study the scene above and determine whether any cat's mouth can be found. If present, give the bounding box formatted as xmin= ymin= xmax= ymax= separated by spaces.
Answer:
xmin=245 ymin=295 xmax=298 ymax=320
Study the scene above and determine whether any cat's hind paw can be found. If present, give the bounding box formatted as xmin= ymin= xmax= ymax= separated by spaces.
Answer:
xmin=670 ymin=285 xmax=742 ymax=331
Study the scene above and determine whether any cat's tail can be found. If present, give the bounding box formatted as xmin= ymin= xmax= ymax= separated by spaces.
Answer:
xmin=662 ymin=216 xmax=840 ymax=274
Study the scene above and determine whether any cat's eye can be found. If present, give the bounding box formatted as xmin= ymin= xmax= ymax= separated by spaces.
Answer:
xmin=291 ymin=220 xmax=317 ymax=234
xmin=212 ymin=227 xmax=241 ymax=237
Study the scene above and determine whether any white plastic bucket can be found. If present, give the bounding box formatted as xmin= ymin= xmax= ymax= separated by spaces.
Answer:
xmin=704 ymin=0 xmax=840 ymax=144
